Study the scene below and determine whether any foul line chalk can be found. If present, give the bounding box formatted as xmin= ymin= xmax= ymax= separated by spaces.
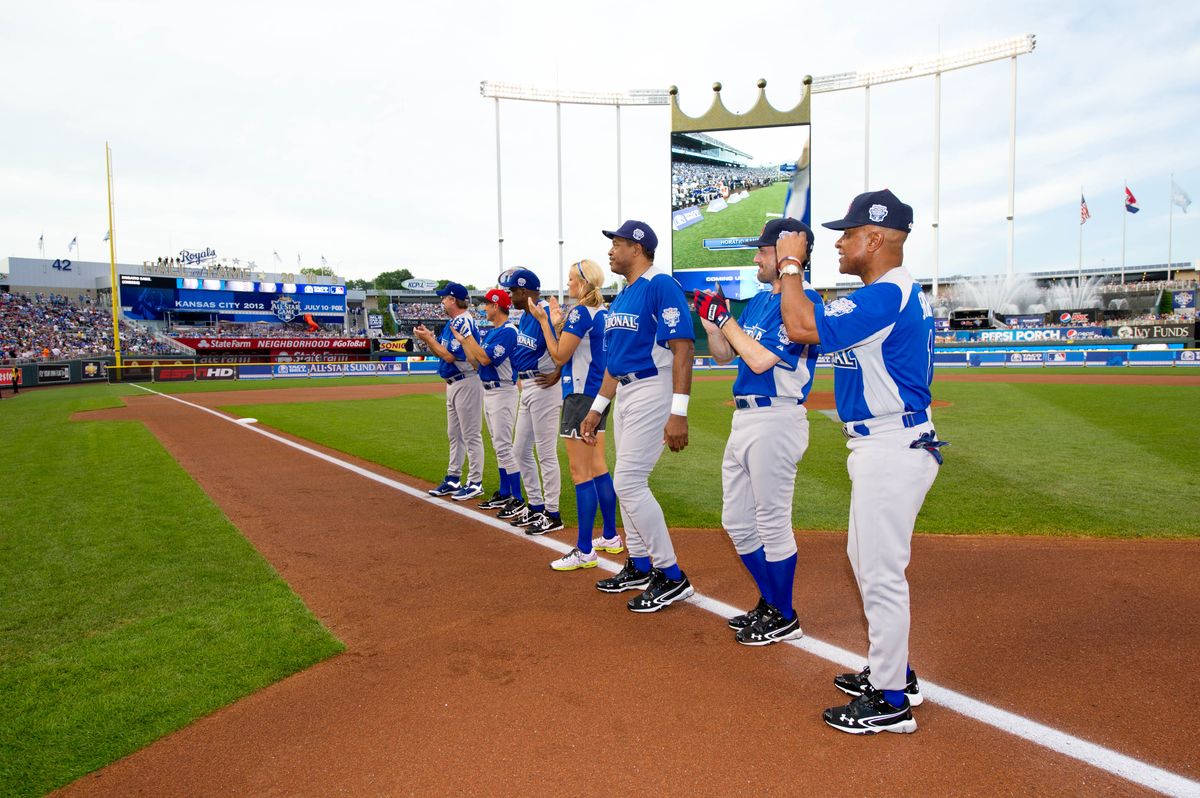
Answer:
xmin=131 ymin=383 xmax=1199 ymax=798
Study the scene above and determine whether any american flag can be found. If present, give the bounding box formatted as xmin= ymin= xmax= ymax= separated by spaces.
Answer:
xmin=1080 ymin=194 xmax=1091 ymax=224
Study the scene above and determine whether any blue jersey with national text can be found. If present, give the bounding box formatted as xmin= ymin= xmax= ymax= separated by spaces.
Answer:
xmin=511 ymin=301 xmax=557 ymax=375
xmin=604 ymin=268 xmax=694 ymax=377
xmin=812 ymin=267 xmax=934 ymax=422
xmin=731 ymin=288 xmax=821 ymax=401
xmin=436 ymin=315 xmax=481 ymax=379
xmin=477 ymin=321 xmax=518 ymax=385
xmin=561 ymin=305 xmax=608 ymax=397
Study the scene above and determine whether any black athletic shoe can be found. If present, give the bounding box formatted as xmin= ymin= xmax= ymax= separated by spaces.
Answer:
xmin=495 ymin=498 xmax=524 ymax=519
xmin=627 ymin=569 xmax=694 ymax=613
xmin=823 ymin=689 xmax=917 ymax=735
xmin=727 ymin=596 xmax=771 ymax=630
xmin=595 ymin=559 xmax=653 ymax=593
xmin=497 ymin=502 xmax=528 ymax=522
xmin=511 ymin=508 xmax=543 ymax=528
xmin=477 ymin=491 xmax=509 ymax=510
xmin=735 ymin=605 xmax=803 ymax=646
xmin=834 ymin=665 xmax=923 ymax=707
xmin=524 ymin=512 xmax=564 ymax=535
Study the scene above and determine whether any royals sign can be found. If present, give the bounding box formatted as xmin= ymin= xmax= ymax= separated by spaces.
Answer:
xmin=179 ymin=248 xmax=217 ymax=265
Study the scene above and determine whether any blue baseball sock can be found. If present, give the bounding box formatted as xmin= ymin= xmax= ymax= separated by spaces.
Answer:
xmin=574 ymin=479 xmax=598 ymax=553
xmin=632 ymin=555 xmax=652 ymax=574
xmin=661 ymin=563 xmax=683 ymax=581
xmin=496 ymin=468 xmax=508 ymax=497
xmin=883 ymin=689 xmax=907 ymax=708
xmin=529 ymin=503 xmax=545 ymax=514
xmin=511 ymin=473 xmax=524 ymax=503
xmin=593 ymin=472 xmax=618 ymax=539
xmin=739 ymin=546 xmax=772 ymax=606
xmin=765 ymin=553 xmax=798 ymax=620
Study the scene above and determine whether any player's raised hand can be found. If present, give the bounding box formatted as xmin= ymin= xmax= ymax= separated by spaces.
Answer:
xmin=696 ymin=291 xmax=730 ymax=328
xmin=664 ymin=415 xmax=689 ymax=452
xmin=775 ymin=230 xmax=807 ymax=266
xmin=547 ymin=295 xmax=564 ymax=327
xmin=413 ymin=323 xmax=432 ymax=341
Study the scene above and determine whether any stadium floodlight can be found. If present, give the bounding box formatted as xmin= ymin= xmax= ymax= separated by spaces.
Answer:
xmin=480 ymin=81 xmax=668 ymax=106
xmin=809 ymin=34 xmax=1036 ymax=93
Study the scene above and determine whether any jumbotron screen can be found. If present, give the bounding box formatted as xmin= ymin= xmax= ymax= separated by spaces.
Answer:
xmin=118 ymin=274 xmax=346 ymax=322
xmin=670 ymin=125 xmax=810 ymax=301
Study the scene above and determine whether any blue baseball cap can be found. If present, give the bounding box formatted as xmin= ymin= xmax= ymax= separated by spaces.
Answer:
xmin=602 ymin=220 xmax=658 ymax=253
xmin=497 ymin=268 xmax=541 ymax=291
xmin=436 ymin=281 xmax=469 ymax=300
xmin=747 ymin=218 xmax=814 ymax=255
xmin=822 ymin=189 xmax=914 ymax=233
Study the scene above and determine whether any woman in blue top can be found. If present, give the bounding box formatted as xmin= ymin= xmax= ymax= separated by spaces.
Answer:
xmin=528 ymin=259 xmax=621 ymax=571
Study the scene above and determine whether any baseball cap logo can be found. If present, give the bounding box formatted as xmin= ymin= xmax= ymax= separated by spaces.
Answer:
xmin=632 ymin=228 xmax=645 ymax=241
xmin=517 ymin=277 xmax=527 ymax=286
xmin=868 ymin=204 xmax=889 ymax=223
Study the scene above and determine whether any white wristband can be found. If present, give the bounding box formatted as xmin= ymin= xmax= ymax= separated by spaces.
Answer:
xmin=589 ymin=395 xmax=611 ymax=414
xmin=670 ymin=393 xmax=689 ymax=417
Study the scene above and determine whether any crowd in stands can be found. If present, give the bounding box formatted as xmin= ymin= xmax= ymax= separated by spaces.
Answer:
xmin=1101 ymin=278 xmax=1198 ymax=293
xmin=0 ymin=291 xmax=184 ymax=362
xmin=671 ymin=162 xmax=782 ymax=210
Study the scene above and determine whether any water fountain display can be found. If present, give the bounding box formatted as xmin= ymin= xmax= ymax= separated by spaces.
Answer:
xmin=946 ymin=274 xmax=1105 ymax=315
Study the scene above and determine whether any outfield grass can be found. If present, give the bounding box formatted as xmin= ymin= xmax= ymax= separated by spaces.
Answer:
xmin=231 ymin=372 xmax=1200 ymax=538
xmin=672 ymin=182 xmax=788 ymax=270
xmin=0 ymin=384 xmax=344 ymax=797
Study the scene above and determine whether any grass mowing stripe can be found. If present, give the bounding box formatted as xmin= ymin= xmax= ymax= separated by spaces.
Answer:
xmin=234 ymin=375 xmax=1200 ymax=538
xmin=0 ymin=384 xmax=343 ymax=797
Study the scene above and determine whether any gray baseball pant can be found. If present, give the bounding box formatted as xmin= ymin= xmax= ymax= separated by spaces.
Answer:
xmin=612 ymin=372 xmax=680 ymax=570
xmin=483 ymin=385 xmax=519 ymax=476
xmin=514 ymin=378 xmax=563 ymax=512
xmin=721 ymin=403 xmax=809 ymax=560
xmin=844 ymin=420 xmax=939 ymax=693
xmin=445 ymin=376 xmax=484 ymax=484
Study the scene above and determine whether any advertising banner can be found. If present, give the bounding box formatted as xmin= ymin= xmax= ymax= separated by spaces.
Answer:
xmin=1086 ymin=351 xmax=1129 ymax=367
xmin=671 ymin=207 xmax=704 ymax=232
xmin=1111 ymin=322 xmax=1195 ymax=340
xmin=1173 ymin=290 xmax=1195 ymax=313
xmin=1177 ymin=350 xmax=1200 ymax=366
xmin=176 ymin=337 xmax=370 ymax=353
xmin=196 ymin=366 xmax=238 ymax=381
xmin=36 ymin=363 xmax=72 ymax=383
xmin=81 ymin=360 xmax=108 ymax=381
xmin=975 ymin=327 xmax=1109 ymax=343
xmin=120 ymin=274 xmax=346 ymax=321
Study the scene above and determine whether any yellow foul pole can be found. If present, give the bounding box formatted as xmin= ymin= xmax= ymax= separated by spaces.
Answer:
xmin=105 ymin=143 xmax=122 ymax=370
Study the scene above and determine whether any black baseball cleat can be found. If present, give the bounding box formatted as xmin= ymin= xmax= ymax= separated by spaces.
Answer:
xmin=735 ymin=605 xmax=803 ymax=646
xmin=823 ymin=689 xmax=917 ymax=735
xmin=495 ymin=498 xmax=525 ymax=519
xmin=627 ymin=569 xmax=694 ymax=613
xmin=727 ymin=596 xmax=771 ymax=630
xmin=524 ymin=512 xmax=565 ymax=535
xmin=477 ymin=491 xmax=509 ymax=510
xmin=595 ymin=559 xmax=653 ymax=593
xmin=511 ymin=509 xmax=543 ymax=528
xmin=834 ymin=665 xmax=923 ymax=707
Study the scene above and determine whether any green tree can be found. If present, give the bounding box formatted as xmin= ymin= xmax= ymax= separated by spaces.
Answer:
xmin=344 ymin=278 xmax=372 ymax=290
xmin=435 ymin=279 xmax=476 ymax=291
xmin=374 ymin=269 xmax=415 ymax=289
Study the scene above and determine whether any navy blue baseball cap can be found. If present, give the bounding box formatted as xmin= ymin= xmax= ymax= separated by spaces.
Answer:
xmin=602 ymin=220 xmax=658 ymax=253
xmin=747 ymin=218 xmax=814 ymax=255
xmin=436 ymin=281 xmax=469 ymax=300
xmin=822 ymin=189 xmax=914 ymax=233
xmin=497 ymin=268 xmax=541 ymax=291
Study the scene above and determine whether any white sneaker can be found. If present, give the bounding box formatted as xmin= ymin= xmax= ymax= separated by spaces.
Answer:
xmin=593 ymin=535 xmax=624 ymax=554
xmin=550 ymin=547 xmax=599 ymax=571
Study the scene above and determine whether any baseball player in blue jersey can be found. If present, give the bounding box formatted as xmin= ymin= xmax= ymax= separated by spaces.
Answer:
xmin=497 ymin=267 xmax=565 ymax=536
xmin=412 ymin=281 xmax=486 ymax=501
xmin=579 ymin=220 xmax=697 ymax=613
xmin=696 ymin=218 xmax=822 ymax=646
xmin=450 ymin=288 xmax=523 ymax=514
xmin=778 ymin=189 xmax=945 ymax=735
xmin=527 ymin=259 xmax=622 ymax=571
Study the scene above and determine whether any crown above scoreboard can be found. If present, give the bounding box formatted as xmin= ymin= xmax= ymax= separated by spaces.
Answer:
xmin=669 ymin=77 xmax=812 ymax=133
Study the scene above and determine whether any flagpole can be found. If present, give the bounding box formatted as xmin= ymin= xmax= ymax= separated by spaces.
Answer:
xmin=105 ymin=143 xmax=123 ymax=372
xmin=1167 ymin=173 xmax=1174 ymax=282
xmin=1078 ymin=186 xmax=1083 ymax=277
xmin=1121 ymin=179 xmax=1127 ymax=285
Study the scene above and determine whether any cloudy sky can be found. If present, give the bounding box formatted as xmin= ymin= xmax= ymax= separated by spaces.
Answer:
xmin=2 ymin=1 xmax=1197 ymax=290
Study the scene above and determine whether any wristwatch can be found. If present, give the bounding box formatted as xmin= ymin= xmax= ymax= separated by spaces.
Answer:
xmin=779 ymin=257 xmax=803 ymax=277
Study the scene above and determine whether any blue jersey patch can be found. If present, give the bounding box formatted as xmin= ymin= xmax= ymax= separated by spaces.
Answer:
xmin=731 ymin=289 xmax=820 ymax=401
xmin=812 ymin=267 xmax=934 ymax=422
xmin=604 ymin=269 xmax=694 ymax=377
